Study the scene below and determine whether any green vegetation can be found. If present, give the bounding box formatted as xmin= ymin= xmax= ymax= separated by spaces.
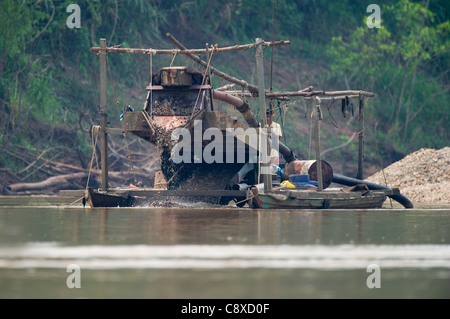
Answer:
xmin=0 ymin=0 xmax=448 ymax=187
xmin=329 ymin=0 xmax=449 ymax=153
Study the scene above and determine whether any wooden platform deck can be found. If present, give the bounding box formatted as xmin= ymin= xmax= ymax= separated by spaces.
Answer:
xmin=63 ymin=186 xmax=399 ymax=209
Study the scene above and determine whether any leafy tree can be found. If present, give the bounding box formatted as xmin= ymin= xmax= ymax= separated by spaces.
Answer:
xmin=328 ymin=0 xmax=449 ymax=153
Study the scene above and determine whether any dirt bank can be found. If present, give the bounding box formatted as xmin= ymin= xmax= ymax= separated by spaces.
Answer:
xmin=366 ymin=147 xmax=449 ymax=205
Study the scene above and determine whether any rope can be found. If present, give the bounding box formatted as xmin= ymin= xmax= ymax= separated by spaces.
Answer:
xmin=234 ymin=185 xmax=284 ymax=206
xmin=234 ymin=195 xmax=253 ymax=206
xmin=148 ymin=51 xmax=154 ymax=118
xmin=190 ymin=44 xmax=216 ymax=119
xmin=65 ymin=196 xmax=84 ymax=208
xmin=169 ymin=52 xmax=177 ymax=67
xmin=141 ymin=108 xmax=156 ymax=136
xmin=364 ymin=98 xmax=393 ymax=208
xmin=326 ymin=99 xmax=340 ymax=128
xmin=105 ymin=54 xmax=138 ymax=186
xmin=257 ymin=123 xmax=263 ymax=184
xmin=85 ymin=125 xmax=101 ymax=189
xmin=206 ymin=44 xmax=215 ymax=111
xmin=166 ymin=164 xmax=185 ymax=187
xmin=92 ymin=126 xmax=100 ymax=170
xmin=276 ymin=101 xmax=288 ymax=145
xmin=308 ymin=103 xmax=313 ymax=160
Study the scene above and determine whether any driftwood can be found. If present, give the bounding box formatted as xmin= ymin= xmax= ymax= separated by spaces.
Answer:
xmin=8 ymin=172 xmax=89 ymax=192
xmin=7 ymin=169 xmax=155 ymax=193
xmin=6 ymin=149 xmax=68 ymax=178
xmin=3 ymin=140 xmax=159 ymax=194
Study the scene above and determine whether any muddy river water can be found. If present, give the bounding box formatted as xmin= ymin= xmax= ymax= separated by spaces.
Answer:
xmin=0 ymin=198 xmax=449 ymax=300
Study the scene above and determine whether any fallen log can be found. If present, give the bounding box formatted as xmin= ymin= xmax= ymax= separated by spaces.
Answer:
xmin=7 ymin=169 xmax=155 ymax=193
xmin=7 ymin=172 xmax=88 ymax=193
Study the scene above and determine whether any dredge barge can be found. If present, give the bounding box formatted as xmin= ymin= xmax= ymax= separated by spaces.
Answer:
xmin=79 ymin=35 xmax=413 ymax=209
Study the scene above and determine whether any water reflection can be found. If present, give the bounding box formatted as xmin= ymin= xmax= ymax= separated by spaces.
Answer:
xmin=8 ymin=206 xmax=444 ymax=247
xmin=0 ymin=205 xmax=449 ymax=298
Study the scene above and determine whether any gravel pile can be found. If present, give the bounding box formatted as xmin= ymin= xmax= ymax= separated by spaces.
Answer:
xmin=366 ymin=147 xmax=449 ymax=205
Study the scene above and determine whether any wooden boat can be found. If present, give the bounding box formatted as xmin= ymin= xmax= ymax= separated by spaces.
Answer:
xmin=84 ymin=187 xmax=248 ymax=208
xmin=84 ymin=183 xmax=406 ymax=210
xmin=85 ymin=187 xmax=134 ymax=208
xmin=249 ymin=187 xmax=395 ymax=209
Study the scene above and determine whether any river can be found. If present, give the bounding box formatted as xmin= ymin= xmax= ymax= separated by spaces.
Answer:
xmin=0 ymin=197 xmax=449 ymax=299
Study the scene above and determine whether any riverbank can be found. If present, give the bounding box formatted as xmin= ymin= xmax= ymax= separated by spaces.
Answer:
xmin=366 ymin=147 xmax=449 ymax=206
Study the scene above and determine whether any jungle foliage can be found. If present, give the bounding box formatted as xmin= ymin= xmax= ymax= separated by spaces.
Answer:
xmin=0 ymin=0 xmax=448 ymax=183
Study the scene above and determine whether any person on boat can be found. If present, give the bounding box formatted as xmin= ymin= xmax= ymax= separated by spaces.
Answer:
xmin=266 ymin=109 xmax=282 ymax=165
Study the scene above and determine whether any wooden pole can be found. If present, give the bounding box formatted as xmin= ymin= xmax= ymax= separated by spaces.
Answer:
xmin=256 ymin=39 xmax=266 ymax=129
xmin=255 ymin=38 xmax=271 ymax=193
xmin=357 ymin=97 xmax=365 ymax=180
xmin=314 ymin=97 xmax=323 ymax=191
xmin=99 ymin=38 xmax=108 ymax=190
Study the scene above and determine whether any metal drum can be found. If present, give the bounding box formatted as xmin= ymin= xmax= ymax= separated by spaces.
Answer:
xmin=284 ymin=160 xmax=333 ymax=189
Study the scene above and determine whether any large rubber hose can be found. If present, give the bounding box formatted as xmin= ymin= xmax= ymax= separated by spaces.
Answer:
xmin=332 ymin=173 xmax=414 ymax=208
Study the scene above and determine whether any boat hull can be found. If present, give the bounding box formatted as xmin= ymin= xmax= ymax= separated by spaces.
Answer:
xmin=84 ymin=187 xmax=249 ymax=208
xmin=85 ymin=186 xmax=388 ymax=209
xmin=85 ymin=188 xmax=134 ymax=208
xmin=251 ymin=189 xmax=387 ymax=209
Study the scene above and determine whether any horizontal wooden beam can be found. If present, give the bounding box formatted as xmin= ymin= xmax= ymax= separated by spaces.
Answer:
xmin=304 ymin=94 xmax=360 ymax=101
xmin=145 ymin=85 xmax=212 ymax=91
xmin=106 ymin=188 xmax=248 ymax=198
xmin=105 ymin=127 xmax=124 ymax=135
xmin=90 ymin=40 xmax=291 ymax=55
xmin=224 ymin=89 xmax=375 ymax=99
xmin=318 ymin=90 xmax=375 ymax=97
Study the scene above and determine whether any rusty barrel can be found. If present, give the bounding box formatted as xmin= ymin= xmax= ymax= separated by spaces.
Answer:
xmin=284 ymin=160 xmax=333 ymax=189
